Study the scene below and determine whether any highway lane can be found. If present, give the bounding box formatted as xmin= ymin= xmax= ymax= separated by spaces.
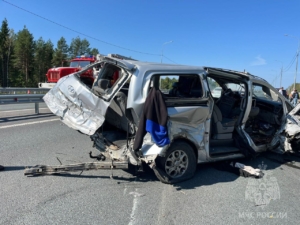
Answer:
xmin=1 ymin=109 xmax=300 ymax=224
xmin=0 ymin=103 xmax=58 ymax=129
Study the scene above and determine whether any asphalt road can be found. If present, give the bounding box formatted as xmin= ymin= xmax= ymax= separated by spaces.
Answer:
xmin=1 ymin=105 xmax=300 ymax=225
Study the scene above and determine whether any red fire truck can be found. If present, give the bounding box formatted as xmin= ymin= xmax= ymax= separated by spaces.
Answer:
xmin=38 ymin=55 xmax=97 ymax=88
xmin=38 ymin=54 xmax=136 ymax=88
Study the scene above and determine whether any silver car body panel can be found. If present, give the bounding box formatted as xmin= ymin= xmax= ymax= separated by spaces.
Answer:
xmin=44 ymin=74 xmax=109 ymax=135
xmin=127 ymin=62 xmax=207 ymax=120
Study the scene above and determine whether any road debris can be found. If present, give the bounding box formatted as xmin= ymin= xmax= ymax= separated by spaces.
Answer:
xmin=24 ymin=161 xmax=128 ymax=176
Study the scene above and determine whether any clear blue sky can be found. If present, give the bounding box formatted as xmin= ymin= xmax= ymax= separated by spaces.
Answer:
xmin=1 ymin=0 xmax=300 ymax=89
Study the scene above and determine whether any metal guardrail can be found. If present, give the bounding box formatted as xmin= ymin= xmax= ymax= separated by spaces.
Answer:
xmin=0 ymin=87 xmax=49 ymax=95
xmin=0 ymin=90 xmax=46 ymax=114
xmin=0 ymin=88 xmax=49 ymax=114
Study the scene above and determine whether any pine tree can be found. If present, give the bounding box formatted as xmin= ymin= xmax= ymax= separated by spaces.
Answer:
xmin=52 ymin=37 xmax=68 ymax=67
xmin=43 ymin=40 xmax=54 ymax=81
xmin=6 ymin=29 xmax=18 ymax=87
xmin=80 ymin=39 xmax=91 ymax=55
xmin=0 ymin=18 xmax=10 ymax=87
xmin=90 ymin=48 xmax=99 ymax=56
xmin=34 ymin=37 xmax=53 ymax=83
xmin=69 ymin=37 xmax=91 ymax=58
xmin=34 ymin=37 xmax=46 ymax=84
xmin=13 ymin=26 xmax=35 ymax=86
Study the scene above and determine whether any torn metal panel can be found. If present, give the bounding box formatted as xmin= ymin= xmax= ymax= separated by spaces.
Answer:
xmin=168 ymin=120 xmax=206 ymax=159
xmin=287 ymin=102 xmax=300 ymax=118
xmin=281 ymin=118 xmax=300 ymax=152
xmin=286 ymin=103 xmax=300 ymax=137
xmin=285 ymin=120 xmax=300 ymax=137
xmin=44 ymin=74 xmax=109 ymax=135
xmin=139 ymin=107 xmax=208 ymax=158
xmin=166 ymin=107 xmax=208 ymax=162
xmin=141 ymin=133 xmax=168 ymax=156
xmin=168 ymin=107 xmax=206 ymax=144
xmin=168 ymin=106 xmax=209 ymax=126
xmin=271 ymin=103 xmax=300 ymax=152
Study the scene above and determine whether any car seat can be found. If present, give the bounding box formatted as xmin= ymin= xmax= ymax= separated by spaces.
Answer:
xmin=212 ymin=104 xmax=237 ymax=140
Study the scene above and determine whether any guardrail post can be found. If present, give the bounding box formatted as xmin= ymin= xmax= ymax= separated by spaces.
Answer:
xmin=35 ymin=102 xmax=39 ymax=114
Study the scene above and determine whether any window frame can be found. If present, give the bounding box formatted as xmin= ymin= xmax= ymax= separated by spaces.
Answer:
xmin=150 ymin=73 xmax=206 ymax=107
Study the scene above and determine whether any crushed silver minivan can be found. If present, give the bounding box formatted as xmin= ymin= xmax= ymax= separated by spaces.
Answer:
xmin=44 ymin=56 xmax=300 ymax=184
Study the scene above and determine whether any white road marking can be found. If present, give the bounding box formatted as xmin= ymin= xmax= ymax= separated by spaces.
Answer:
xmin=0 ymin=118 xmax=60 ymax=129
xmin=0 ymin=108 xmax=49 ymax=113
xmin=157 ymin=185 xmax=171 ymax=224
xmin=128 ymin=188 xmax=139 ymax=225
xmin=123 ymin=185 xmax=128 ymax=196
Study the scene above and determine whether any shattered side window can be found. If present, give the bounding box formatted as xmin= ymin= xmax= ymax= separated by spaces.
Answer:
xmin=253 ymin=84 xmax=278 ymax=102
xmin=207 ymin=77 xmax=219 ymax=91
xmin=155 ymin=74 xmax=203 ymax=98
xmin=207 ymin=77 xmax=221 ymax=98
xmin=159 ymin=75 xmax=179 ymax=94
xmin=226 ymin=83 xmax=245 ymax=92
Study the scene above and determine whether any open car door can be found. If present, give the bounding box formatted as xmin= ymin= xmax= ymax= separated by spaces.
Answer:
xmin=43 ymin=59 xmax=132 ymax=135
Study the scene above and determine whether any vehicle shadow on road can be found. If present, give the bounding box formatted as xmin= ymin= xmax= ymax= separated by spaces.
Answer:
xmin=52 ymin=173 xmax=141 ymax=182
xmin=1 ymin=166 xmax=26 ymax=171
xmin=56 ymin=166 xmax=159 ymax=183
xmin=174 ymin=151 xmax=300 ymax=190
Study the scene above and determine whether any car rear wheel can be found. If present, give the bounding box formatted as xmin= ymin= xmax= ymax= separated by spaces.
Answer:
xmin=154 ymin=141 xmax=197 ymax=184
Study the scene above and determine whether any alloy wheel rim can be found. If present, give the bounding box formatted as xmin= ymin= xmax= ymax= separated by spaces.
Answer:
xmin=165 ymin=150 xmax=189 ymax=178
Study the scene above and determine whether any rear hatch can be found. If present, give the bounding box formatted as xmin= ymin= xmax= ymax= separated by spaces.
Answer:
xmin=43 ymin=58 xmax=133 ymax=135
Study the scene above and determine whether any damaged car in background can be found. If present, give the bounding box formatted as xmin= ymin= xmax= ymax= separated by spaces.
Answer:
xmin=39 ymin=56 xmax=300 ymax=184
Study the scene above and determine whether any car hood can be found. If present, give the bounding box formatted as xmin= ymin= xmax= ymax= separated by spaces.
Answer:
xmin=43 ymin=74 xmax=110 ymax=135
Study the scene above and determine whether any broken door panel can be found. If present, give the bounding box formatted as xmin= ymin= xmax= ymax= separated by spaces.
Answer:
xmin=44 ymin=74 xmax=109 ymax=135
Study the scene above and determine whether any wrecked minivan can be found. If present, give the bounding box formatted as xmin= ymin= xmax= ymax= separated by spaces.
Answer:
xmin=43 ymin=56 xmax=300 ymax=184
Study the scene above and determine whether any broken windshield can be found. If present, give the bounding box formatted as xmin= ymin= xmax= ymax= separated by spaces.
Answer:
xmin=226 ymin=83 xmax=245 ymax=92
xmin=70 ymin=61 xmax=91 ymax=68
xmin=253 ymin=84 xmax=276 ymax=101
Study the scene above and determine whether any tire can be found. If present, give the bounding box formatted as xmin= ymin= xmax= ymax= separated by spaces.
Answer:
xmin=154 ymin=141 xmax=197 ymax=184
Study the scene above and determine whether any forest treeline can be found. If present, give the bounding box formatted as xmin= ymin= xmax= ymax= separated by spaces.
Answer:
xmin=1 ymin=18 xmax=298 ymax=91
xmin=0 ymin=18 xmax=99 ymax=87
